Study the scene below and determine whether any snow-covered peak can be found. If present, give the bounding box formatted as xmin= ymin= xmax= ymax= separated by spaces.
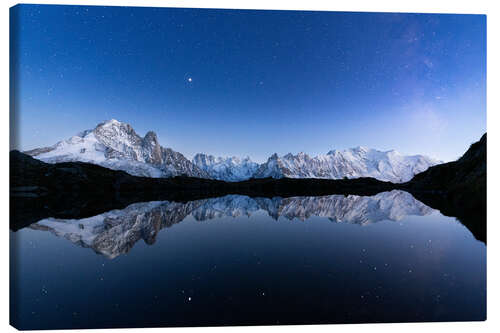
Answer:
xmin=351 ymin=146 xmax=369 ymax=153
xmin=386 ymin=149 xmax=401 ymax=156
xmin=26 ymin=119 xmax=209 ymax=179
xmin=192 ymin=153 xmax=259 ymax=181
xmin=100 ymin=118 xmax=122 ymax=126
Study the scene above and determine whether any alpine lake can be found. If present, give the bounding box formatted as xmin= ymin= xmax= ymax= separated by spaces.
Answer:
xmin=10 ymin=190 xmax=486 ymax=329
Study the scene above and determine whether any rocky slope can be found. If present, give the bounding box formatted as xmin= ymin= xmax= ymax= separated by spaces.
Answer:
xmin=407 ymin=133 xmax=486 ymax=193
xmin=404 ymin=133 xmax=486 ymax=242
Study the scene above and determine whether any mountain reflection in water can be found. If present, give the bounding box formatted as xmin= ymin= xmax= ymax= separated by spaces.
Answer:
xmin=30 ymin=190 xmax=435 ymax=259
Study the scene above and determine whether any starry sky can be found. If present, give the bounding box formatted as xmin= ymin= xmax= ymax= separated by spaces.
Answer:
xmin=11 ymin=4 xmax=486 ymax=162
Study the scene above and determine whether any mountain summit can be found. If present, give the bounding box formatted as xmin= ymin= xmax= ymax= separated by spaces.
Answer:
xmin=254 ymin=148 xmax=441 ymax=183
xmin=192 ymin=154 xmax=259 ymax=181
xmin=25 ymin=120 xmax=441 ymax=182
xmin=25 ymin=119 xmax=209 ymax=178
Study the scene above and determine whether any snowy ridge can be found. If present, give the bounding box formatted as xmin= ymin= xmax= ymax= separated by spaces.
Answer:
xmin=25 ymin=119 xmax=441 ymax=182
xmin=192 ymin=154 xmax=259 ymax=181
xmin=254 ymin=147 xmax=441 ymax=183
xmin=31 ymin=191 xmax=436 ymax=258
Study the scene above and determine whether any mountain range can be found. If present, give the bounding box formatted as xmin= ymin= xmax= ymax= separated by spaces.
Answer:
xmin=25 ymin=119 xmax=441 ymax=183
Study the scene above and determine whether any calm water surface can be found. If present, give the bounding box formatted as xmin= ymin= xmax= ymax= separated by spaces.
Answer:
xmin=10 ymin=190 xmax=486 ymax=329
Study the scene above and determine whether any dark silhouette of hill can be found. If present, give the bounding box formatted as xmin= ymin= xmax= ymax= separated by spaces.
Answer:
xmin=403 ymin=134 xmax=486 ymax=242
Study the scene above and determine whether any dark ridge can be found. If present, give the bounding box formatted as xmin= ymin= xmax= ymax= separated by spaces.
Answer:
xmin=405 ymin=133 xmax=486 ymax=193
xmin=401 ymin=133 xmax=486 ymax=242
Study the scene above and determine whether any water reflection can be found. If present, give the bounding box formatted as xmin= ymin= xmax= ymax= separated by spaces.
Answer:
xmin=30 ymin=190 xmax=436 ymax=259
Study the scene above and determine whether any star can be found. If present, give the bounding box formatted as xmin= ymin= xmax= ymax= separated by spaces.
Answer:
xmin=187 ymin=77 xmax=193 ymax=82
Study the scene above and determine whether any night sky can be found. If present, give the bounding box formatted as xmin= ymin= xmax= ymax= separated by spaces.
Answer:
xmin=11 ymin=4 xmax=486 ymax=162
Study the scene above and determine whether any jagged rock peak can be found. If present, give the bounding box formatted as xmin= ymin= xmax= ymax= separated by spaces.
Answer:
xmin=25 ymin=119 xmax=209 ymax=179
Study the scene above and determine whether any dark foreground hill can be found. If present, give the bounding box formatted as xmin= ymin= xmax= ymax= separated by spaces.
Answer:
xmin=403 ymin=134 xmax=486 ymax=242
xmin=406 ymin=133 xmax=486 ymax=197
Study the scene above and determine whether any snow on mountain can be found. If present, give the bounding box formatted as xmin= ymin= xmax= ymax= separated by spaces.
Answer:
xmin=254 ymin=147 xmax=441 ymax=183
xmin=31 ymin=191 xmax=436 ymax=258
xmin=24 ymin=119 xmax=441 ymax=182
xmin=24 ymin=119 xmax=209 ymax=178
xmin=192 ymin=153 xmax=259 ymax=181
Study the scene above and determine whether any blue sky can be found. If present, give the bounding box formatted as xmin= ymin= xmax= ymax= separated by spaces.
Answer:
xmin=11 ymin=5 xmax=486 ymax=162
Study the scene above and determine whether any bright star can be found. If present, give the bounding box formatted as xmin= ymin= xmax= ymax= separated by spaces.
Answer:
xmin=187 ymin=77 xmax=192 ymax=82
